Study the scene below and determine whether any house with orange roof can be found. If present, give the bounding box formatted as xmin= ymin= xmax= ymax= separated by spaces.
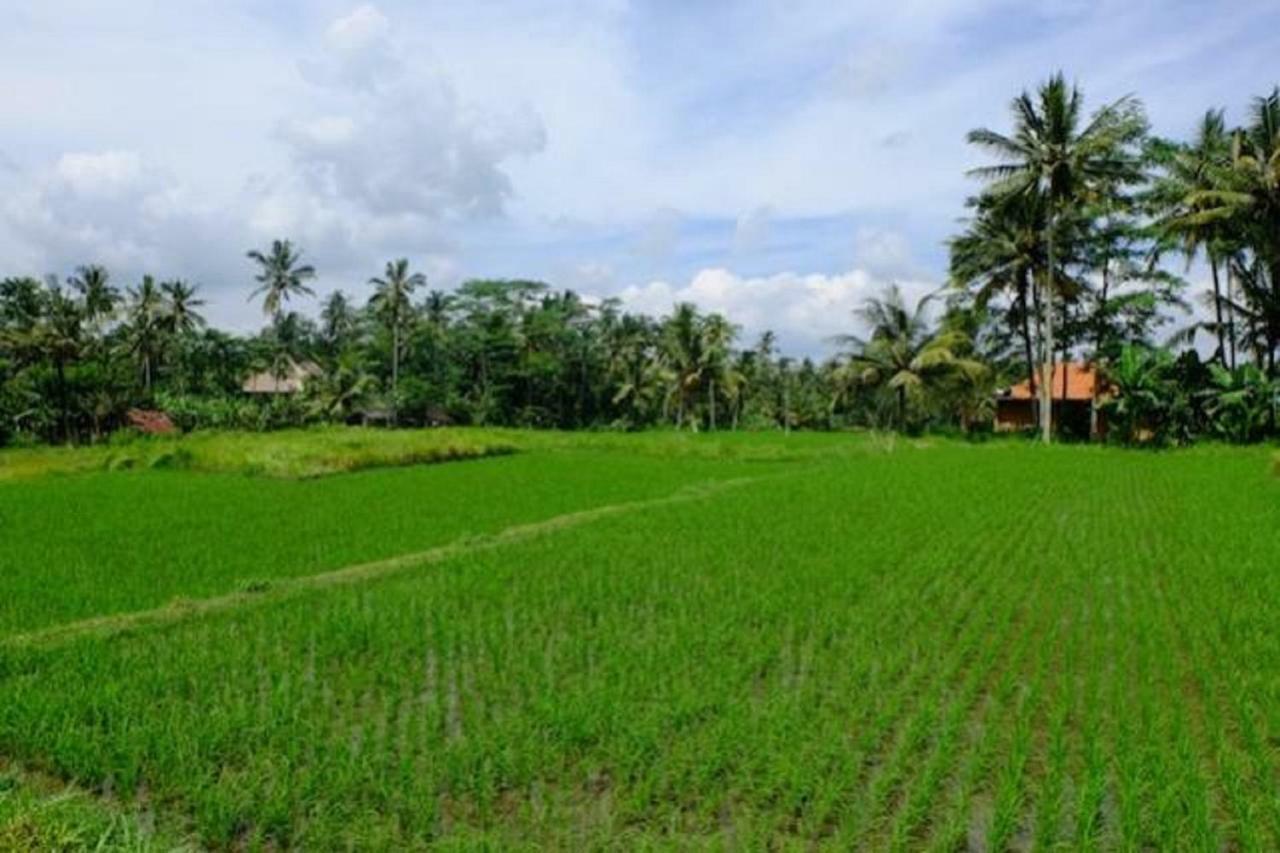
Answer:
xmin=995 ymin=362 xmax=1109 ymax=439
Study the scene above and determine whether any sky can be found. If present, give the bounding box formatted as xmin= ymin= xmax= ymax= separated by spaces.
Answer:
xmin=0 ymin=0 xmax=1275 ymax=356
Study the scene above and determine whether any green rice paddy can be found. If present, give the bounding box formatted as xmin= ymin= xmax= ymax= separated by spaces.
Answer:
xmin=1 ymin=430 xmax=1278 ymax=849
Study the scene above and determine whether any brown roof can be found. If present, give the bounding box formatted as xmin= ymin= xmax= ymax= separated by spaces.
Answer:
xmin=126 ymin=409 xmax=176 ymax=434
xmin=1002 ymin=363 xmax=1100 ymax=402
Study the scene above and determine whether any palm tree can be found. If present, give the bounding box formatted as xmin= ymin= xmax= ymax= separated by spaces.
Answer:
xmin=31 ymin=286 xmax=85 ymax=442
xmin=1150 ymin=109 xmax=1234 ymax=366
xmin=67 ymin=264 xmax=120 ymax=335
xmin=124 ymin=276 xmax=165 ymax=392
xmin=319 ymin=290 xmax=358 ymax=359
xmin=950 ymin=192 xmax=1046 ymax=407
xmin=247 ymin=239 xmax=316 ymax=318
xmin=158 ymin=280 xmax=207 ymax=390
xmin=1193 ymin=89 xmax=1280 ymax=376
xmin=605 ymin=314 xmax=660 ymax=428
xmin=967 ymin=72 xmax=1147 ymax=442
xmin=661 ymin=303 xmax=706 ymax=430
xmin=161 ymin=280 xmax=207 ymax=337
xmin=700 ymin=313 xmax=738 ymax=430
xmin=837 ymin=285 xmax=984 ymax=430
xmin=368 ymin=258 xmax=426 ymax=425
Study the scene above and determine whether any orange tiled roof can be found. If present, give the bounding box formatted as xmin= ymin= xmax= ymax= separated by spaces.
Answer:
xmin=1003 ymin=363 xmax=1099 ymax=401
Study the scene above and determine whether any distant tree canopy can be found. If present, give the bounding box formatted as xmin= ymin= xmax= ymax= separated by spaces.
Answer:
xmin=2 ymin=77 xmax=1279 ymax=447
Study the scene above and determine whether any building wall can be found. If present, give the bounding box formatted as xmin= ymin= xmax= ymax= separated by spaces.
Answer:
xmin=995 ymin=399 xmax=1107 ymax=439
xmin=995 ymin=400 xmax=1036 ymax=432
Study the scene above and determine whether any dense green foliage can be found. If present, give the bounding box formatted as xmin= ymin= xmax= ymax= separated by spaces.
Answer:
xmin=3 ymin=80 xmax=1278 ymax=446
xmin=1 ymin=432 xmax=1278 ymax=848
xmin=954 ymin=79 xmax=1280 ymax=444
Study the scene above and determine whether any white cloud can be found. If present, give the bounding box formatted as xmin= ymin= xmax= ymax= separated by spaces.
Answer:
xmin=328 ymin=4 xmax=391 ymax=51
xmin=0 ymin=4 xmax=548 ymax=329
xmin=616 ymin=267 xmax=937 ymax=356
xmin=282 ymin=7 xmax=546 ymax=225
xmin=1 ymin=149 xmax=226 ymax=276
xmin=853 ymin=226 xmax=918 ymax=278
xmin=54 ymin=151 xmax=144 ymax=196
xmin=301 ymin=3 xmax=399 ymax=91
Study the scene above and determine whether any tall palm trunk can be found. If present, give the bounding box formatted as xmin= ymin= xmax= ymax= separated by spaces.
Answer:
xmin=708 ymin=377 xmax=716 ymax=430
xmin=1209 ymin=257 xmax=1227 ymax=367
xmin=1040 ymin=214 xmax=1056 ymax=444
xmin=783 ymin=378 xmax=791 ymax=435
xmin=1090 ymin=257 xmax=1111 ymax=440
xmin=391 ymin=320 xmax=399 ymax=427
xmin=1060 ymin=338 xmax=1069 ymax=400
xmin=1019 ymin=284 xmax=1038 ymax=427
xmin=1226 ymin=262 xmax=1238 ymax=369
xmin=1020 ymin=286 xmax=1037 ymax=395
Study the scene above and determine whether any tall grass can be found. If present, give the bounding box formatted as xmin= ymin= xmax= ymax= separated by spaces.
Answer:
xmin=0 ymin=427 xmax=521 ymax=481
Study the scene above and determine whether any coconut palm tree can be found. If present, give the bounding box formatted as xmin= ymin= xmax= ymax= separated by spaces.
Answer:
xmin=29 ymin=286 xmax=85 ymax=442
xmin=160 ymin=280 xmax=207 ymax=337
xmin=124 ymin=276 xmax=166 ymax=392
xmin=1150 ymin=109 xmax=1234 ymax=366
xmin=247 ymin=239 xmax=316 ymax=318
xmin=368 ymin=258 xmax=426 ymax=425
xmin=837 ymin=285 xmax=984 ymax=430
xmin=1193 ymin=89 xmax=1280 ymax=375
xmin=661 ymin=303 xmax=706 ymax=430
xmin=700 ymin=313 xmax=738 ymax=430
xmin=967 ymin=72 xmax=1147 ymax=442
xmin=950 ymin=192 xmax=1046 ymax=405
xmin=67 ymin=264 xmax=120 ymax=335
xmin=319 ymin=290 xmax=358 ymax=359
xmin=604 ymin=314 xmax=660 ymax=428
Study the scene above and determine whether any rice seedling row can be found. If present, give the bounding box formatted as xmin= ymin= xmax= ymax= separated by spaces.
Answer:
xmin=1 ymin=439 xmax=1278 ymax=848
xmin=0 ymin=449 xmax=757 ymax=637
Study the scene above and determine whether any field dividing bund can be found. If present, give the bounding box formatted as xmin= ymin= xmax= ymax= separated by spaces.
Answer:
xmin=0 ymin=449 xmax=764 ymax=637
xmin=3 ymin=473 xmax=769 ymax=651
xmin=2 ymin=438 xmax=1279 ymax=848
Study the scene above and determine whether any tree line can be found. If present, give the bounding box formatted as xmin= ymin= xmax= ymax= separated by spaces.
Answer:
xmin=1 ymin=74 xmax=1277 ymax=446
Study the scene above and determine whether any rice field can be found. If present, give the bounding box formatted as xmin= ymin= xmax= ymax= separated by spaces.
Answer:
xmin=1 ymin=431 xmax=1278 ymax=849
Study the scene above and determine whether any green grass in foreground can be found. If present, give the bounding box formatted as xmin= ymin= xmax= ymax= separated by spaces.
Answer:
xmin=2 ymin=439 xmax=1278 ymax=848
xmin=0 ymin=426 xmax=521 ymax=480
xmin=0 ymin=761 xmax=187 ymax=852
xmin=0 ymin=424 xmax=882 ymax=482
xmin=0 ymin=449 xmax=759 ymax=637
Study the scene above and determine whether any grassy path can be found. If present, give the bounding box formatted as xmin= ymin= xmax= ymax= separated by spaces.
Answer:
xmin=2 ymin=474 xmax=771 ymax=653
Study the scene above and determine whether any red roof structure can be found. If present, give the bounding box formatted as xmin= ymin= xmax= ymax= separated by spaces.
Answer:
xmin=126 ymin=409 xmax=176 ymax=434
xmin=1002 ymin=363 xmax=1101 ymax=401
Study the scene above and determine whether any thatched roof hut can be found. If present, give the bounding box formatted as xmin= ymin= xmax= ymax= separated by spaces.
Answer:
xmin=242 ymin=359 xmax=322 ymax=394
